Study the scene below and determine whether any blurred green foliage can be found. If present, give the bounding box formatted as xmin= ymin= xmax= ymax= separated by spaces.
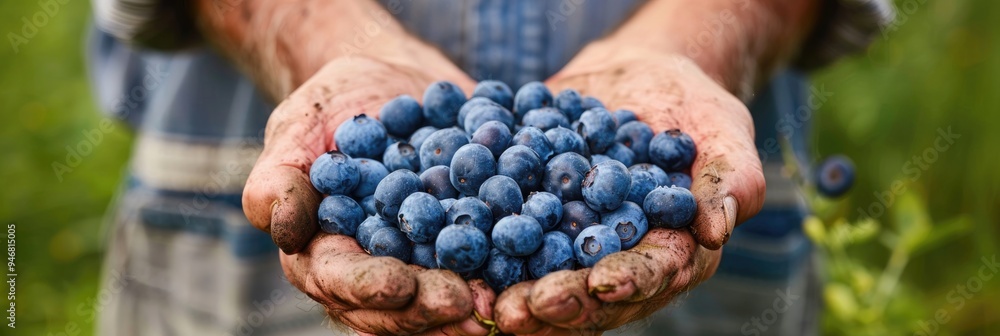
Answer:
xmin=0 ymin=0 xmax=996 ymax=335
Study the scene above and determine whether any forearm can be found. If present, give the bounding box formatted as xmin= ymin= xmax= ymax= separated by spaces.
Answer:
xmin=569 ymin=0 xmax=821 ymax=99
xmin=191 ymin=0 xmax=466 ymax=100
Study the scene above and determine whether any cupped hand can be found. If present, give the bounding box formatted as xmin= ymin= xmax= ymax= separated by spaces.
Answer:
xmin=242 ymin=56 xmax=495 ymax=335
xmin=494 ymin=44 xmax=766 ymax=334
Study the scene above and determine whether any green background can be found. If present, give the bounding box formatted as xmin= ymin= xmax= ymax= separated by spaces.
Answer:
xmin=0 ymin=1 xmax=997 ymax=335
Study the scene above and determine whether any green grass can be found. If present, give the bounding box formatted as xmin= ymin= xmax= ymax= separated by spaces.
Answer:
xmin=0 ymin=0 xmax=997 ymax=335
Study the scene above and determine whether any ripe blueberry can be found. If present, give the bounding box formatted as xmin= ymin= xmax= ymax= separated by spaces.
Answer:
xmin=419 ymin=128 xmax=469 ymax=171
xmin=557 ymin=201 xmax=600 ymax=240
xmin=527 ymin=231 xmax=575 ymax=278
xmin=368 ymin=227 xmax=412 ymax=262
xmin=446 ymin=197 xmax=494 ymax=236
xmin=497 ymin=145 xmax=544 ymax=196
xmin=334 ymin=114 xmax=388 ymax=159
xmin=543 ymin=152 xmax=591 ymax=201
xmin=478 ymin=175 xmax=523 ymax=220
xmin=483 ymin=249 xmax=527 ymax=293
xmin=373 ymin=170 xmax=423 ymax=223
xmin=521 ymin=191 xmax=563 ymax=231
xmin=317 ymin=195 xmax=365 ymax=236
xmin=573 ymin=225 xmax=621 ymax=267
xmin=582 ymin=160 xmax=632 ymax=212
xmin=397 ymin=192 xmax=446 ymax=243
xmin=815 ymin=155 xmax=855 ymax=197
xmin=649 ymin=129 xmax=697 ymax=172
xmin=449 ymin=144 xmax=497 ymax=196
xmin=600 ymin=201 xmax=648 ymax=249
xmin=379 ymin=95 xmax=424 ymax=138
xmin=422 ymin=81 xmax=467 ymax=128
xmin=420 ymin=165 xmax=459 ymax=199
xmin=643 ymin=186 xmax=698 ymax=229
xmin=310 ymin=151 xmax=360 ymax=195
xmin=492 ymin=215 xmax=544 ymax=256
xmin=435 ymin=224 xmax=489 ymax=273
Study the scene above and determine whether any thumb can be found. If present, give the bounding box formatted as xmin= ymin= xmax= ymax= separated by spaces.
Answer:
xmin=243 ymin=92 xmax=354 ymax=254
xmin=684 ymin=106 xmax=765 ymax=250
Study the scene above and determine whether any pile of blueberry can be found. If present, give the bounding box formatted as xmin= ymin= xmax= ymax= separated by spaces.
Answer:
xmin=310 ymin=80 xmax=699 ymax=292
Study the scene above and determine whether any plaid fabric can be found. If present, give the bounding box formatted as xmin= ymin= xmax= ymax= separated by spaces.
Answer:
xmin=86 ymin=1 xmax=871 ymax=335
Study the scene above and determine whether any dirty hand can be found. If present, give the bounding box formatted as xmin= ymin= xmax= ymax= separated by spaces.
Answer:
xmin=242 ymin=57 xmax=496 ymax=336
xmin=494 ymin=43 xmax=766 ymax=334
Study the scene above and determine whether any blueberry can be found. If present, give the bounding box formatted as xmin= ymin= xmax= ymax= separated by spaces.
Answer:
xmin=576 ymin=108 xmax=617 ymax=154
xmin=471 ymin=120 xmax=513 ymax=158
xmin=643 ymin=186 xmax=698 ymax=229
xmin=449 ymin=144 xmax=497 ymax=196
xmin=483 ymin=249 xmax=527 ymax=292
xmin=446 ymin=197 xmax=494 ymax=235
xmin=521 ymin=192 xmax=563 ymax=232
xmin=334 ymin=114 xmax=388 ymax=159
xmin=600 ymin=201 xmax=647 ymax=249
xmin=382 ymin=142 xmax=421 ymax=172
xmin=545 ymin=126 xmax=587 ymax=156
xmin=374 ymin=170 xmax=423 ymax=223
xmin=351 ymin=158 xmax=389 ymax=198
xmin=457 ymin=97 xmax=499 ymax=128
xmin=422 ymin=81 xmax=467 ymax=128
xmin=554 ymin=89 xmax=584 ymax=122
xmin=558 ymin=201 xmax=601 ymax=240
xmin=527 ymin=231 xmax=575 ymax=278
xmin=815 ymin=155 xmax=855 ymax=197
xmin=590 ymin=154 xmax=613 ymax=165
xmin=543 ymin=152 xmax=591 ymax=201
xmin=582 ymin=161 xmax=632 ymax=212
xmin=629 ymin=163 xmax=669 ymax=186
xmin=492 ymin=215 xmax=544 ymax=256
xmin=649 ymin=129 xmax=697 ymax=172
xmin=497 ymin=145 xmax=544 ymax=195
xmin=615 ymin=121 xmax=654 ymax=164
xmin=360 ymin=195 xmax=377 ymax=216
xmin=397 ymin=192 xmax=446 ymax=243
xmin=521 ymin=107 xmax=570 ymax=131
xmin=369 ymin=227 xmax=412 ymax=262
xmin=667 ymin=172 xmax=692 ymax=189
xmin=408 ymin=126 xmax=439 ymax=152
xmin=411 ymin=243 xmax=439 ymax=269
xmin=510 ymin=126 xmax=554 ymax=162
xmin=573 ymin=225 xmax=620 ymax=267
xmin=419 ymin=128 xmax=470 ymax=171
xmin=513 ymin=81 xmax=553 ymax=123
xmin=611 ymin=109 xmax=638 ymax=126
xmin=464 ymin=103 xmax=514 ymax=134
xmin=478 ymin=176 xmax=523 ymax=220
xmin=625 ymin=170 xmax=657 ymax=205
xmin=420 ymin=165 xmax=459 ymax=199
xmin=317 ymin=195 xmax=366 ymax=236
xmin=386 ymin=136 xmax=402 ymax=151
xmin=580 ymin=95 xmax=605 ymax=111
xmin=436 ymin=224 xmax=490 ymax=273
xmin=356 ymin=215 xmax=392 ymax=249
xmin=439 ymin=198 xmax=457 ymax=211
xmin=603 ymin=143 xmax=636 ymax=167
xmin=310 ymin=151 xmax=360 ymax=195
xmin=379 ymin=95 xmax=424 ymax=138
xmin=472 ymin=80 xmax=514 ymax=110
